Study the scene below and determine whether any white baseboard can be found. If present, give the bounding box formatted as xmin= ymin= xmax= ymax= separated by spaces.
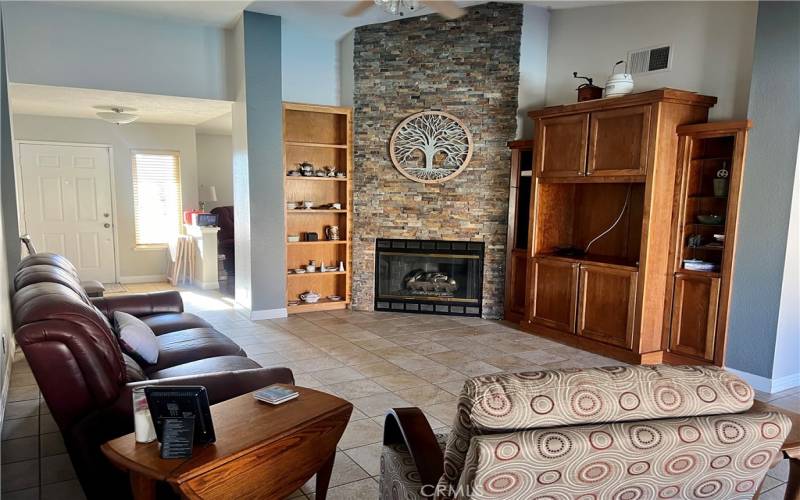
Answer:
xmin=726 ymin=367 xmax=800 ymax=394
xmin=119 ymin=274 xmax=168 ymax=284
xmin=196 ymin=281 xmax=220 ymax=290
xmin=250 ymin=308 xmax=288 ymax=320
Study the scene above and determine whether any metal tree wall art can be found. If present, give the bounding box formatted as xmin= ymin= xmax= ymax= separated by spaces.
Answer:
xmin=389 ymin=111 xmax=474 ymax=183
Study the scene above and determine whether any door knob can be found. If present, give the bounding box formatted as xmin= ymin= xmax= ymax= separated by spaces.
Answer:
xmin=104 ymin=223 xmax=111 ymax=228
xmin=104 ymin=213 xmax=110 ymax=218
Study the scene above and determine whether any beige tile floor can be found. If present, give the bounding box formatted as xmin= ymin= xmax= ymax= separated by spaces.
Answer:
xmin=2 ymin=284 xmax=796 ymax=499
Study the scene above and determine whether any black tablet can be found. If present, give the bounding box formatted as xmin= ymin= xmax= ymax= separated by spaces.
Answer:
xmin=144 ymin=386 xmax=216 ymax=445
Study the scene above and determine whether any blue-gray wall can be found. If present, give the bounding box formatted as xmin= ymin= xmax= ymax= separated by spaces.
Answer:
xmin=241 ymin=11 xmax=286 ymax=313
xmin=1 ymin=6 xmax=17 ymax=271
xmin=726 ymin=1 xmax=800 ymax=379
xmin=1 ymin=5 xmax=19 ymax=421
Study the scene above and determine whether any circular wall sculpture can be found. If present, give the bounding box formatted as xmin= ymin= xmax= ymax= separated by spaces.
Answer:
xmin=389 ymin=111 xmax=474 ymax=184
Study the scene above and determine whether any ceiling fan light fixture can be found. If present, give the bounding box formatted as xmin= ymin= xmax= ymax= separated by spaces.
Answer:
xmin=96 ymin=106 xmax=138 ymax=125
xmin=374 ymin=0 xmax=418 ymax=16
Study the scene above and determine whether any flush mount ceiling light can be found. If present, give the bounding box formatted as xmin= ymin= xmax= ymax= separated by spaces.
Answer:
xmin=374 ymin=0 xmax=418 ymax=16
xmin=95 ymin=106 xmax=138 ymax=125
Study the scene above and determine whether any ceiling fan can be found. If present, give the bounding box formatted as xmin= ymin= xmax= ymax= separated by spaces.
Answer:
xmin=345 ymin=0 xmax=466 ymax=19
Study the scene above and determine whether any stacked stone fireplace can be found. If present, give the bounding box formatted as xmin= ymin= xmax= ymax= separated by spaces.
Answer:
xmin=350 ymin=3 xmax=522 ymax=318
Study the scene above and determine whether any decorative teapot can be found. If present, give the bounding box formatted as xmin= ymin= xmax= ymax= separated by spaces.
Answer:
xmin=298 ymin=161 xmax=314 ymax=176
xmin=299 ymin=291 xmax=320 ymax=303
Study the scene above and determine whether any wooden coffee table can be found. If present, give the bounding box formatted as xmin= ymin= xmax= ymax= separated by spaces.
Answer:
xmin=753 ymin=400 xmax=800 ymax=500
xmin=102 ymin=386 xmax=352 ymax=500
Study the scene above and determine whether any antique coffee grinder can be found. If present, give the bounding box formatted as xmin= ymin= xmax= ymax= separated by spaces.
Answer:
xmin=573 ymin=72 xmax=604 ymax=102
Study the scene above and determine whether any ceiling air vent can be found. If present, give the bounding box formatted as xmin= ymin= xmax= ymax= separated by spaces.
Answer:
xmin=627 ymin=45 xmax=672 ymax=74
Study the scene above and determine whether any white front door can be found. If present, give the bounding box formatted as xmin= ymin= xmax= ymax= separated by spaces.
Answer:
xmin=18 ymin=143 xmax=116 ymax=283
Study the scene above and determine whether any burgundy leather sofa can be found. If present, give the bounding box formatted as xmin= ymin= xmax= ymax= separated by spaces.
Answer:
xmin=12 ymin=255 xmax=293 ymax=499
xmin=16 ymin=251 xmax=106 ymax=297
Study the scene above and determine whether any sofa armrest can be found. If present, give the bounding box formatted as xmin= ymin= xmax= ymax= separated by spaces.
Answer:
xmin=384 ymin=407 xmax=443 ymax=489
xmin=91 ymin=291 xmax=184 ymax=320
xmin=127 ymin=367 xmax=295 ymax=405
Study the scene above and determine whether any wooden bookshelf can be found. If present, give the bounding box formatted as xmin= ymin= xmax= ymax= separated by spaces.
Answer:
xmin=663 ymin=120 xmax=751 ymax=366
xmin=283 ymin=102 xmax=352 ymax=314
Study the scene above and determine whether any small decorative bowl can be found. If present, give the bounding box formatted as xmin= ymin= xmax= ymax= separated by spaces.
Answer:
xmin=287 ymin=235 xmax=300 ymax=242
xmin=293 ymin=268 xmax=306 ymax=274
xmin=697 ymin=214 xmax=724 ymax=225
xmin=286 ymin=202 xmax=298 ymax=210
xmin=327 ymin=295 xmax=342 ymax=301
xmin=713 ymin=234 xmax=725 ymax=242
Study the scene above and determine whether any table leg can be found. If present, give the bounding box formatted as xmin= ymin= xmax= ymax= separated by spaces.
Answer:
xmin=314 ymin=452 xmax=336 ymax=500
xmin=786 ymin=457 xmax=800 ymax=500
xmin=129 ymin=471 xmax=157 ymax=500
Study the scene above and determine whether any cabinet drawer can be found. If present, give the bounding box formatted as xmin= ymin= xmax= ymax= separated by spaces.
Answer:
xmin=536 ymin=114 xmax=589 ymax=178
xmin=669 ymin=273 xmax=721 ymax=362
xmin=529 ymin=258 xmax=579 ymax=332
xmin=587 ymin=105 xmax=652 ymax=177
xmin=577 ymin=264 xmax=638 ymax=348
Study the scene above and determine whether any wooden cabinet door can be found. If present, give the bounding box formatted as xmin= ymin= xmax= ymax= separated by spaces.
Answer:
xmin=668 ymin=273 xmax=721 ymax=362
xmin=587 ymin=105 xmax=652 ymax=177
xmin=529 ymin=258 xmax=579 ymax=333
xmin=505 ymin=250 xmax=528 ymax=320
xmin=577 ymin=264 xmax=638 ymax=348
xmin=536 ymin=114 xmax=589 ymax=178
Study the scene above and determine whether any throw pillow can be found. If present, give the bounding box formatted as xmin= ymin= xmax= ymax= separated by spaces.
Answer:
xmin=114 ymin=311 xmax=159 ymax=364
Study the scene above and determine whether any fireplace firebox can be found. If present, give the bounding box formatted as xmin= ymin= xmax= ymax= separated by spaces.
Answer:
xmin=374 ymin=239 xmax=484 ymax=316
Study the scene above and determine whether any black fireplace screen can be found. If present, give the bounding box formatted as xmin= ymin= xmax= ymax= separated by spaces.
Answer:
xmin=374 ymin=239 xmax=484 ymax=316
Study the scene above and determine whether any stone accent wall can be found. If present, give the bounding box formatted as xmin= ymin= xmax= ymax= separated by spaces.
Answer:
xmin=352 ymin=2 xmax=522 ymax=318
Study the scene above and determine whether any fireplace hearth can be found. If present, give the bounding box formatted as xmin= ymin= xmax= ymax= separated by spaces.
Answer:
xmin=374 ymin=239 xmax=484 ymax=316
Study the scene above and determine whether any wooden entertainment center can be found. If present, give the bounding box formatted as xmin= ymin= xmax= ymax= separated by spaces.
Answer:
xmin=507 ymin=89 xmax=750 ymax=366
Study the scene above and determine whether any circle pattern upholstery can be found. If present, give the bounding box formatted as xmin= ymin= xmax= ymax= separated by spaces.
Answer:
xmin=429 ymin=365 xmax=789 ymax=500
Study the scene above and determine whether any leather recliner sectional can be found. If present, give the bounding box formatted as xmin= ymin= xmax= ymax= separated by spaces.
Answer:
xmin=12 ymin=254 xmax=294 ymax=499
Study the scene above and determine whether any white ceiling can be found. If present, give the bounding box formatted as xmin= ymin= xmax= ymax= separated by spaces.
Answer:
xmin=10 ymin=84 xmax=233 ymax=134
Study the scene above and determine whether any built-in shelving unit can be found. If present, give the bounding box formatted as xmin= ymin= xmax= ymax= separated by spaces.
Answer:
xmin=504 ymin=140 xmax=534 ymax=324
xmin=283 ymin=102 xmax=352 ymax=314
xmin=663 ymin=120 xmax=751 ymax=365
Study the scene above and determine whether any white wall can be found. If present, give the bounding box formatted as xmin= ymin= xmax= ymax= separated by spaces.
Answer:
xmin=545 ymin=2 xmax=757 ymax=120
xmin=11 ymin=115 xmax=199 ymax=281
xmin=2 ymin=2 xmax=230 ymax=101
xmin=517 ymin=5 xmax=549 ymax=139
xmin=196 ymin=133 xmax=233 ymax=211
xmin=774 ymin=133 xmax=800 ymax=382
xmin=282 ymin=19 xmax=339 ymax=105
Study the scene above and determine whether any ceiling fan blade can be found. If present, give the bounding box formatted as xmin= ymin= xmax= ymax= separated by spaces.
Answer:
xmin=420 ymin=0 xmax=466 ymax=19
xmin=344 ymin=0 xmax=375 ymax=17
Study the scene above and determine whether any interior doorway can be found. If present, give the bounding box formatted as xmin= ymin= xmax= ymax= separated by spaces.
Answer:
xmin=17 ymin=142 xmax=117 ymax=283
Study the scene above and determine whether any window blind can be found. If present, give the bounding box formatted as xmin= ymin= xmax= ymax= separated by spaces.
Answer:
xmin=132 ymin=151 xmax=182 ymax=246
